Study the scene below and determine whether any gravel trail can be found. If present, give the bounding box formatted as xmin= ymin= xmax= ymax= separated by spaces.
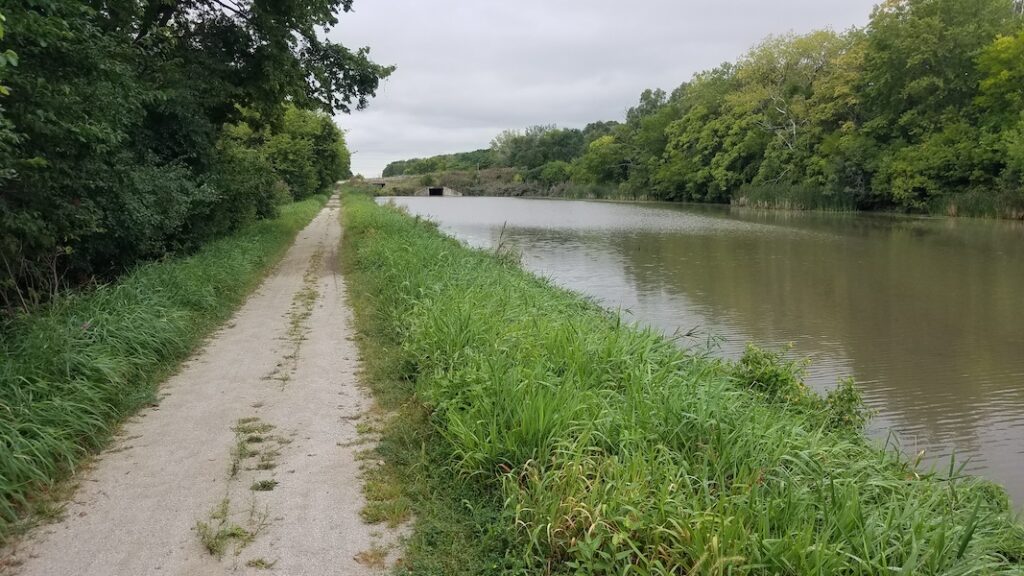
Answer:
xmin=4 ymin=196 xmax=395 ymax=575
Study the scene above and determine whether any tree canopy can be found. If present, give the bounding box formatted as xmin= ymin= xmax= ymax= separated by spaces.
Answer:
xmin=0 ymin=0 xmax=391 ymax=311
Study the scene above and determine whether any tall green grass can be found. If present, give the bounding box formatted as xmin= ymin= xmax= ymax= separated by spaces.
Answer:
xmin=0 ymin=196 xmax=326 ymax=536
xmin=342 ymin=190 xmax=1023 ymax=575
xmin=733 ymin=183 xmax=858 ymax=212
xmin=931 ymin=188 xmax=1024 ymax=219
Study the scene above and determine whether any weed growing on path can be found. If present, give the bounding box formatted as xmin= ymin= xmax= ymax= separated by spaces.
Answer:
xmin=353 ymin=543 xmax=390 ymax=568
xmin=196 ymin=497 xmax=269 ymax=558
xmin=249 ymin=480 xmax=278 ymax=492
xmin=266 ymin=245 xmax=324 ymax=387
xmin=203 ymin=415 xmax=286 ymax=559
xmin=245 ymin=557 xmax=276 ymax=569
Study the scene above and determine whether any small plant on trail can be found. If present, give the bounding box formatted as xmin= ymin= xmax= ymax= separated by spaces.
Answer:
xmin=245 ymin=558 xmax=277 ymax=569
xmin=230 ymin=418 xmax=280 ymax=477
xmin=254 ymin=447 xmax=281 ymax=471
xmin=266 ymin=246 xmax=323 ymax=385
xmin=250 ymin=480 xmax=278 ymax=492
xmin=195 ymin=498 xmax=268 ymax=558
xmin=234 ymin=418 xmax=275 ymax=436
xmin=353 ymin=543 xmax=390 ymax=568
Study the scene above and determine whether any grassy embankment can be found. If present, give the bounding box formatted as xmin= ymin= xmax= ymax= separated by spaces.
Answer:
xmin=342 ymin=188 xmax=1024 ymax=575
xmin=0 ymin=196 xmax=327 ymax=539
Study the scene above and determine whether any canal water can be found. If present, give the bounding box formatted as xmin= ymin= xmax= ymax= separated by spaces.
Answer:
xmin=379 ymin=196 xmax=1024 ymax=504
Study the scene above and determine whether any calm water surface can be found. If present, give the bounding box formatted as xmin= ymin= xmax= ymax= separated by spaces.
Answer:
xmin=380 ymin=196 xmax=1024 ymax=504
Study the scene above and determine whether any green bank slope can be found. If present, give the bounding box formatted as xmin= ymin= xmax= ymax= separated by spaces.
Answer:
xmin=0 ymin=196 xmax=326 ymax=537
xmin=342 ymin=190 xmax=1023 ymax=575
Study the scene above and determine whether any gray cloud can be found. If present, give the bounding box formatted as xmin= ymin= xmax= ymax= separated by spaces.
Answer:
xmin=328 ymin=0 xmax=878 ymax=177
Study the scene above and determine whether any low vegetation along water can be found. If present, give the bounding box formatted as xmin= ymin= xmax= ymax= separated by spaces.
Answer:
xmin=381 ymin=196 xmax=1024 ymax=505
xmin=349 ymin=191 xmax=1022 ymax=574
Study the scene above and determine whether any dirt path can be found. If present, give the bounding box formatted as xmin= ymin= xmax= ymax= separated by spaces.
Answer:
xmin=4 ymin=196 xmax=397 ymax=575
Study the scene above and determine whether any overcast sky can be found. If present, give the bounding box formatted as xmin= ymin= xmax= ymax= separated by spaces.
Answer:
xmin=328 ymin=1 xmax=879 ymax=177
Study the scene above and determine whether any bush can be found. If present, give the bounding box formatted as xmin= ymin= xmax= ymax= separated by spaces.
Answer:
xmin=825 ymin=377 xmax=870 ymax=431
xmin=265 ymin=133 xmax=318 ymax=200
xmin=98 ymin=163 xmax=207 ymax=264
xmin=733 ymin=345 xmax=870 ymax=433
xmin=733 ymin=344 xmax=812 ymax=402
xmin=538 ymin=160 xmax=572 ymax=186
xmin=270 ymin=180 xmax=293 ymax=207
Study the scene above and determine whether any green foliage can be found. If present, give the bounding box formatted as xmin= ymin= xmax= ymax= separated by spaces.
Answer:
xmin=385 ymin=0 xmax=1024 ymax=217
xmin=265 ymin=106 xmax=351 ymax=199
xmin=581 ymin=120 xmax=620 ymax=144
xmin=734 ymin=344 xmax=813 ymax=403
xmin=491 ymin=125 xmax=585 ymax=170
xmin=343 ymin=192 xmax=1024 ymax=575
xmin=0 ymin=0 xmax=385 ymax=311
xmin=0 ymin=10 xmax=17 ymax=197
xmin=1004 ymin=117 xmax=1024 ymax=182
xmin=204 ymin=130 xmax=281 ymax=230
xmin=0 ymin=12 xmax=15 ymax=96
xmin=383 ymin=149 xmax=495 ymax=177
xmin=537 ymin=160 xmax=572 ymax=186
xmin=266 ymin=134 xmax=318 ymax=200
xmin=734 ymin=345 xmax=869 ymax=432
xmin=860 ymin=0 xmax=1014 ymax=140
xmin=0 ymin=197 xmax=324 ymax=535
xmin=826 ymin=377 xmax=870 ymax=432
xmin=572 ymin=135 xmax=629 ymax=184
xmin=735 ymin=182 xmax=859 ymax=212
xmin=977 ymin=30 xmax=1024 ymax=126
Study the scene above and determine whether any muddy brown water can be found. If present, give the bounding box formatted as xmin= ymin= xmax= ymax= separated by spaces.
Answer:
xmin=381 ymin=196 xmax=1024 ymax=505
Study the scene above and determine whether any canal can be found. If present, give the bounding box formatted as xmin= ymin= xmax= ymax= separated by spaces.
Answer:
xmin=380 ymin=196 xmax=1024 ymax=504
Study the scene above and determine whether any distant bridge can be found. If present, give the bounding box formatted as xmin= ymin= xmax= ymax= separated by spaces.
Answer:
xmin=414 ymin=186 xmax=461 ymax=197
xmin=366 ymin=177 xmax=462 ymax=197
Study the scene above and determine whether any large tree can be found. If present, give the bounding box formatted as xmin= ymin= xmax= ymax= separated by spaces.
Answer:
xmin=861 ymin=0 xmax=1018 ymax=208
xmin=0 ymin=0 xmax=391 ymax=309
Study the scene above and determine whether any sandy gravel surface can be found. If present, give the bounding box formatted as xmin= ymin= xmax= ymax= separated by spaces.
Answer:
xmin=3 ymin=196 xmax=396 ymax=575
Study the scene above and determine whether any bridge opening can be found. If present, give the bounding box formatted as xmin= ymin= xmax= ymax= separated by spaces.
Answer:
xmin=428 ymin=187 xmax=444 ymax=197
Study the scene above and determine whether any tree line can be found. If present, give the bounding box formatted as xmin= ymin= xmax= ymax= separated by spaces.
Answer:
xmin=384 ymin=0 xmax=1024 ymax=217
xmin=0 ymin=0 xmax=392 ymax=312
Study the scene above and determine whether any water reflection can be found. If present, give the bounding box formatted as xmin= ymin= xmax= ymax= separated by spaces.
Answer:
xmin=380 ymin=196 xmax=1024 ymax=503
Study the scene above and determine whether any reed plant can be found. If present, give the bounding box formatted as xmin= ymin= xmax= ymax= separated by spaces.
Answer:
xmin=343 ymin=189 xmax=1023 ymax=575
xmin=732 ymin=184 xmax=859 ymax=213
xmin=0 ymin=196 xmax=326 ymax=537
